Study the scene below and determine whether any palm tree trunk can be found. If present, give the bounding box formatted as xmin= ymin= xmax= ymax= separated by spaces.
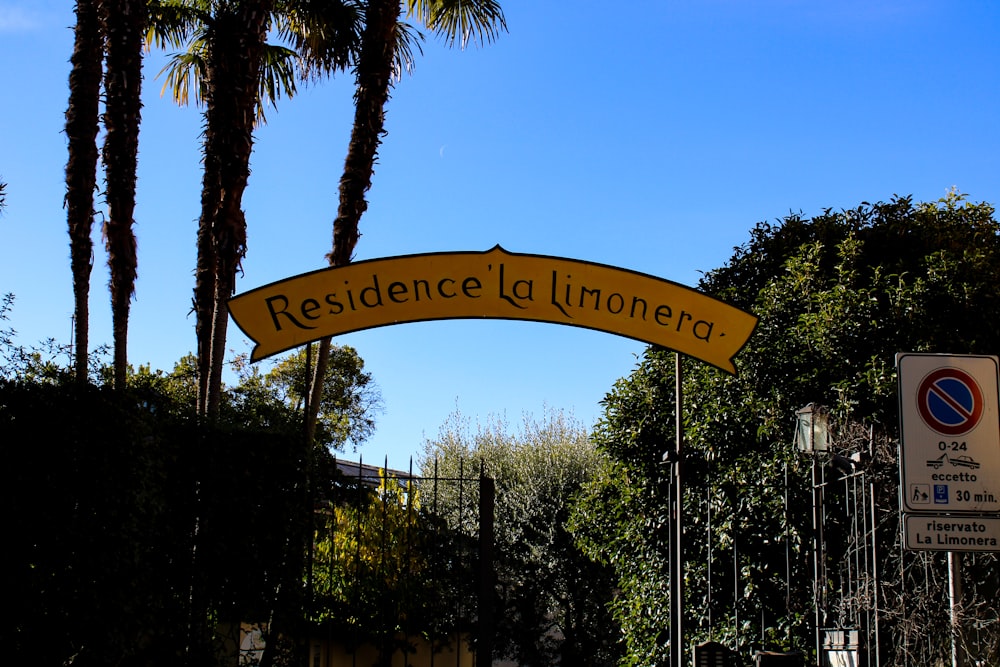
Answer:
xmin=195 ymin=2 xmax=272 ymax=416
xmin=307 ymin=0 xmax=400 ymax=442
xmin=102 ymin=0 xmax=146 ymax=389
xmin=65 ymin=0 xmax=104 ymax=383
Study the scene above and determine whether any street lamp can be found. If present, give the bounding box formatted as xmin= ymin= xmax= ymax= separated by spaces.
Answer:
xmin=795 ymin=403 xmax=830 ymax=455
xmin=795 ymin=405 xmax=877 ymax=667
xmin=795 ymin=404 xmax=830 ymax=666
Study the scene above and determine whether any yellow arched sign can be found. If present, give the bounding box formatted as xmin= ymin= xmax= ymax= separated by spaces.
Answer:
xmin=228 ymin=246 xmax=757 ymax=374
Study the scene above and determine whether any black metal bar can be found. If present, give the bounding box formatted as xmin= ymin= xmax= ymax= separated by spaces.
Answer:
xmin=353 ymin=454 xmax=362 ymax=667
xmin=478 ymin=471 xmax=495 ymax=667
xmin=431 ymin=458 xmax=439 ymax=667
xmin=457 ymin=458 xmax=465 ymax=667
xmin=380 ymin=455 xmax=390 ymax=665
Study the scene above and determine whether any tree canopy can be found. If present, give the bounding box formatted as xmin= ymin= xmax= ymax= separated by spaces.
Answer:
xmin=2 ymin=317 xmax=383 ymax=666
xmin=422 ymin=408 xmax=623 ymax=667
xmin=572 ymin=191 xmax=1000 ymax=666
xmin=259 ymin=345 xmax=381 ymax=450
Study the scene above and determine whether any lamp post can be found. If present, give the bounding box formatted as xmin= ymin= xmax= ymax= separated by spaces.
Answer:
xmin=795 ymin=404 xmax=830 ymax=666
xmin=795 ymin=406 xmax=880 ymax=667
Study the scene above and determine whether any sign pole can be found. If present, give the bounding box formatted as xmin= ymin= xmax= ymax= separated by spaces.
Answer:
xmin=948 ymin=552 xmax=964 ymax=667
xmin=670 ymin=352 xmax=684 ymax=667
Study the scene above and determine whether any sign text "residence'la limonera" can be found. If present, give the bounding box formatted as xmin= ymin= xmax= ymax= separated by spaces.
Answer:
xmin=228 ymin=246 xmax=758 ymax=374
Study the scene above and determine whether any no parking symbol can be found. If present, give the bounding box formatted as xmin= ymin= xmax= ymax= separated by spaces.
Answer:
xmin=916 ymin=367 xmax=985 ymax=436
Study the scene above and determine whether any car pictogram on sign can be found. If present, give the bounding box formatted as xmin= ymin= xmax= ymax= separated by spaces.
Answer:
xmin=951 ymin=455 xmax=981 ymax=469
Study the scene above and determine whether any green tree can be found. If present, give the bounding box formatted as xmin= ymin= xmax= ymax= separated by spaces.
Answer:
xmin=0 ymin=295 xmax=86 ymax=384
xmin=4 ymin=341 xmax=382 ymax=666
xmin=0 ymin=293 xmax=16 ymax=367
xmin=573 ymin=192 xmax=1000 ymax=666
xmin=3 ymin=378 xmax=321 ymax=666
xmin=118 ymin=346 xmax=379 ymax=453
xmin=5 ymin=379 xmax=190 ymax=666
xmin=264 ymin=344 xmax=381 ymax=450
xmin=422 ymin=408 xmax=623 ymax=667
xmin=120 ymin=352 xmax=200 ymax=412
xmin=306 ymin=0 xmax=507 ymax=441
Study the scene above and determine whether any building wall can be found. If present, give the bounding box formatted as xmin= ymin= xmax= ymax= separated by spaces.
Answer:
xmin=307 ymin=634 xmax=476 ymax=667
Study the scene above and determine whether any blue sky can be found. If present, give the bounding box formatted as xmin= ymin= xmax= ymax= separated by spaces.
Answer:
xmin=1 ymin=0 xmax=998 ymax=469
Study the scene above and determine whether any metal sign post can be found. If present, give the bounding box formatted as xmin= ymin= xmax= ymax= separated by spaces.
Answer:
xmin=671 ymin=352 xmax=684 ymax=667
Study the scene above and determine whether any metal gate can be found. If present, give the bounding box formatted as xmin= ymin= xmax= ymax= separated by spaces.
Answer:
xmin=304 ymin=458 xmax=494 ymax=667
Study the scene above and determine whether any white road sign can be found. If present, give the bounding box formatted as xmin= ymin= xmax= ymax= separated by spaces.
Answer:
xmin=897 ymin=353 xmax=1000 ymax=514
xmin=904 ymin=513 xmax=1000 ymax=552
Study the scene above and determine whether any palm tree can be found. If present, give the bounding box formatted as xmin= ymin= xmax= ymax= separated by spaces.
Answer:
xmin=199 ymin=0 xmax=277 ymax=417
xmin=65 ymin=0 xmax=149 ymax=388
xmin=151 ymin=0 xmax=280 ymax=415
xmin=151 ymin=0 xmax=360 ymax=416
xmin=65 ymin=0 xmax=104 ymax=382
xmin=305 ymin=0 xmax=507 ymax=441
xmin=331 ymin=0 xmax=506 ymax=268
xmin=101 ymin=0 xmax=148 ymax=388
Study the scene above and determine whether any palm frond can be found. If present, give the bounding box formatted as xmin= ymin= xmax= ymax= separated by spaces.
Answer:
xmin=277 ymin=0 xmax=364 ymax=80
xmin=407 ymin=0 xmax=507 ymax=49
xmin=256 ymin=44 xmax=300 ymax=124
xmin=157 ymin=45 xmax=208 ymax=107
xmin=145 ymin=0 xmax=212 ymax=51
xmin=393 ymin=22 xmax=424 ymax=78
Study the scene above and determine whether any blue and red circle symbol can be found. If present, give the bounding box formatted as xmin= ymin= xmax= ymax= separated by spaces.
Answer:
xmin=916 ymin=368 xmax=984 ymax=436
